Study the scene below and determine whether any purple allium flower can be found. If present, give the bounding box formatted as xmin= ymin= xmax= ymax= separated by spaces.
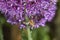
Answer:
xmin=0 ymin=0 xmax=57 ymax=29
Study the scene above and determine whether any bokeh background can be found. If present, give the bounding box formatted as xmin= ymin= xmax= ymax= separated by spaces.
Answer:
xmin=0 ymin=0 xmax=60 ymax=40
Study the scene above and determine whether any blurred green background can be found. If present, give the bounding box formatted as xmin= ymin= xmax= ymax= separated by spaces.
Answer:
xmin=0 ymin=0 xmax=60 ymax=40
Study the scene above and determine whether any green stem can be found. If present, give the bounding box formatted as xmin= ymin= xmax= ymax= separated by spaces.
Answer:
xmin=0 ymin=25 xmax=4 ymax=40
xmin=25 ymin=16 xmax=33 ymax=40
xmin=27 ymin=27 xmax=32 ymax=40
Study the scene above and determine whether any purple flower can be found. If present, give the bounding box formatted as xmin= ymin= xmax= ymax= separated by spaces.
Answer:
xmin=0 ymin=0 xmax=57 ymax=29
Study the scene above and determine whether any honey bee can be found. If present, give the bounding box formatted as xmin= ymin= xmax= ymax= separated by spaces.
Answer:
xmin=23 ymin=20 xmax=35 ymax=27
xmin=29 ymin=20 xmax=35 ymax=27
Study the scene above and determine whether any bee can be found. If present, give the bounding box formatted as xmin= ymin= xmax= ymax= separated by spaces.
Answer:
xmin=23 ymin=20 xmax=35 ymax=27
xmin=29 ymin=20 xmax=35 ymax=27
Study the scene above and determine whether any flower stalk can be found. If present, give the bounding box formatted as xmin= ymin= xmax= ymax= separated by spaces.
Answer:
xmin=27 ymin=26 xmax=32 ymax=40
xmin=25 ymin=16 xmax=33 ymax=40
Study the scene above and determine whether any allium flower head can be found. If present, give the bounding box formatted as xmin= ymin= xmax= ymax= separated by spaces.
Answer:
xmin=0 ymin=0 xmax=57 ymax=29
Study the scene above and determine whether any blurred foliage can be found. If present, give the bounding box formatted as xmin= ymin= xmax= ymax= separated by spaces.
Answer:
xmin=0 ymin=13 xmax=5 ymax=40
xmin=32 ymin=26 xmax=50 ymax=40
xmin=20 ymin=26 xmax=50 ymax=40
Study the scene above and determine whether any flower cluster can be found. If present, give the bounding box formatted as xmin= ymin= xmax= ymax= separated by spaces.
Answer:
xmin=0 ymin=0 xmax=57 ymax=29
